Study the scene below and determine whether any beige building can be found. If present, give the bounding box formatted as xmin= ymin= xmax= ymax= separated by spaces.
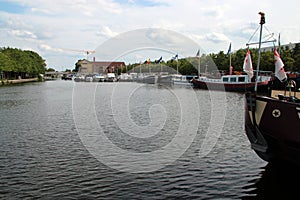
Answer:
xmin=77 ymin=58 xmax=125 ymax=74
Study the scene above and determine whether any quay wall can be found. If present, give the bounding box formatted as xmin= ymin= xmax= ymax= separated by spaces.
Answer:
xmin=0 ymin=78 xmax=38 ymax=85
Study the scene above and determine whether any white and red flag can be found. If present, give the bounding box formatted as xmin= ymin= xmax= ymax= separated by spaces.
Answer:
xmin=229 ymin=66 xmax=233 ymax=75
xmin=243 ymin=50 xmax=254 ymax=78
xmin=274 ymin=48 xmax=287 ymax=82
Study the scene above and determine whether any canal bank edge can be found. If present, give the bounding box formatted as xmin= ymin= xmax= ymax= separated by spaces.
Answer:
xmin=0 ymin=78 xmax=39 ymax=86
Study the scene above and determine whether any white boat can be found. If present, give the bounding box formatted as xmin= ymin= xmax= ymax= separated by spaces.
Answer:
xmin=192 ymin=74 xmax=271 ymax=92
xmin=118 ymin=73 xmax=138 ymax=82
xmin=105 ymin=73 xmax=118 ymax=82
xmin=74 ymin=74 xmax=85 ymax=82
xmin=85 ymin=75 xmax=93 ymax=82
xmin=93 ymin=74 xmax=105 ymax=82
xmin=142 ymin=75 xmax=157 ymax=84
xmin=172 ymin=74 xmax=194 ymax=86
xmin=157 ymin=75 xmax=173 ymax=85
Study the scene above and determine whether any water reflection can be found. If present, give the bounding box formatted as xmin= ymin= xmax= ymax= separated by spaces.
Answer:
xmin=242 ymin=161 xmax=300 ymax=199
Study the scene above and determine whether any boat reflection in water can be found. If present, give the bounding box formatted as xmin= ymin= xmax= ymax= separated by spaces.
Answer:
xmin=242 ymin=161 xmax=300 ymax=199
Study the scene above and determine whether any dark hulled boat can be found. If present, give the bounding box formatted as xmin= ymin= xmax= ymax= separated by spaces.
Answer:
xmin=245 ymin=82 xmax=300 ymax=165
xmin=244 ymin=12 xmax=300 ymax=166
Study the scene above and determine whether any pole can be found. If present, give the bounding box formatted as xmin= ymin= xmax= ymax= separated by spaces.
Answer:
xmin=198 ymin=50 xmax=201 ymax=77
xmin=176 ymin=56 xmax=179 ymax=75
xmin=229 ymin=53 xmax=231 ymax=74
xmin=254 ymin=12 xmax=265 ymax=92
xmin=140 ymin=62 xmax=142 ymax=74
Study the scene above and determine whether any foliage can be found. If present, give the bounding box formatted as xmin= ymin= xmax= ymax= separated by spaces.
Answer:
xmin=0 ymin=47 xmax=46 ymax=79
xmin=46 ymin=67 xmax=56 ymax=72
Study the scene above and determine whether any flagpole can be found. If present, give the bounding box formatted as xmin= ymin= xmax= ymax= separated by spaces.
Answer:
xmin=140 ymin=62 xmax=142 ymax=74
xmin=176 ymin=55 xmax=179 ymax=75
xmin=229 ymin=53 xmax=231 ymax=72
xmin=278 ymin=33 xmax=281 ymax=55
xmin=227 ymin=43 xmax=232 ymax=75
xmin=254 ymin=12 xmax=265 ymax=92
xmin=198 ymin=50 xmax=201 ymax=77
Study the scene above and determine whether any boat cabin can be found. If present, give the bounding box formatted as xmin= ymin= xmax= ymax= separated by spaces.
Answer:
xmin=221 ymin=75 xmax=251 ymax=83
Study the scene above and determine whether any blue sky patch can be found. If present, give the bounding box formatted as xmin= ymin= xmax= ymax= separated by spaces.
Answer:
xmin=0 ymin=1 xmax=27 ymax=14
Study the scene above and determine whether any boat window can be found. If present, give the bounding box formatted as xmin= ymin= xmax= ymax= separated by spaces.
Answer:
xmin=238 ymin=77 xmax=245 ymax=82
xmin=223 ymin=77 xmax=229 ymax=82
xmin=230 ymin=77 xmax=237 ymax=82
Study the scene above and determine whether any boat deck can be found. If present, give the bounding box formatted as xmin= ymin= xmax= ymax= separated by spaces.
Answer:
xmin=271 ymin=90 xmax=300 ymax=99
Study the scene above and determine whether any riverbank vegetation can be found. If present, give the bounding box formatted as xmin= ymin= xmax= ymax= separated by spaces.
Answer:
xmin=0 ymin=47 xmax=46 ymax=80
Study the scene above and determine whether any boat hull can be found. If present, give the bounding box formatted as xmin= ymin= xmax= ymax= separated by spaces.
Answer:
xmin=192 ymin=79 xmax=269 ymax=92
xmin=244 ymin=92 xmax=300 ymax=165
xmin=157 ymin=75 xmax=173 ymax=85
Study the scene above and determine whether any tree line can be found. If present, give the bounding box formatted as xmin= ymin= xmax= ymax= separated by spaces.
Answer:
xmin=123 ymin=43 xmax=300 ymax=75
xmin=0 ymin=47 xmax=46 ymax=80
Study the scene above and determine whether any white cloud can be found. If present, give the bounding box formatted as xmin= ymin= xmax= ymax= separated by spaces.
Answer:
xmin=205 ymin=32 xmax=230 ymax=44
xmin=9 ymin=29 xmax=37 ymax=39
xmin=38 ymin=44 xmax=62 ymax=52
xmin=97 ymin=26 xmax=119 ymax=38
xmin=31 ymin=7 xmax=55 ymax=15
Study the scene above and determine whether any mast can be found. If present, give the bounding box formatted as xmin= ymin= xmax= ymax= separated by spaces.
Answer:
xmin=254 ymin=12 xmax=265 ymax=92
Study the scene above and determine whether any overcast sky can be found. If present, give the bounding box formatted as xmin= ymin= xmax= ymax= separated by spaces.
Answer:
xmin=0 ymin=0 xmax=299 ymax=71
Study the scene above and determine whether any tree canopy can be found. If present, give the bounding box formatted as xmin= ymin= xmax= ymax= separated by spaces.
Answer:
xmin=0 ymin=47 xmax=46 ymax=79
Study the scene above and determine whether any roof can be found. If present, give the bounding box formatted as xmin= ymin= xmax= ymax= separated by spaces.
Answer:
xmin=91 ymin=61 xmax=125 ymax=68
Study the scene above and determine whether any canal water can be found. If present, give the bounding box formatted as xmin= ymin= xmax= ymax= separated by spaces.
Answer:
xmin=0 ymin=80 xmax=299 ymax=199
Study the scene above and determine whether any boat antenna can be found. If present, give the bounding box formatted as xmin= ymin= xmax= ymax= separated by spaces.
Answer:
xmin=254 ymin=12 xmax=265 ymax=92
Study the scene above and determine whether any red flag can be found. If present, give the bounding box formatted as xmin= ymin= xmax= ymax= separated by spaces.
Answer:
xmin=274 ymin=48 xmax=287 ymax=81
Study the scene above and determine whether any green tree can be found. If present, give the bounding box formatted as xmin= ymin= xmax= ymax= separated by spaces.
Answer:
xmin=0 ymin=52 xmax=14 ymax=72
xmin=292 ymin=43 xmax=300 ymax=71
xmin=0 ymin=47 xmax=46 ymax=79
xmin=46 ymin=68 xmax=56 ymax=72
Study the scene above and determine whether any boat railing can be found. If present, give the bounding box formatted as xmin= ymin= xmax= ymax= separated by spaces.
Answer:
xmin=284 ymin=80 xmax=297 ymax=97
xmin=277 ymin=80 xmax=300 ymax=103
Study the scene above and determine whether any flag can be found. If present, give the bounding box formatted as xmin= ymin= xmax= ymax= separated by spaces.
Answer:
xmin=229 ymin=66 xmax=233 ymax=75
xmin=155 ymin=56 xmax=162 ymax=63
xmin=144 ymin=58 xmax=151 ymax=64
xmin=243 ymin=50 xmax=253 ymax=78
xmin=226 ymin=43 xmax=231 ymax=56
xmin=172 ymin=53 xmax=178 ymax=60
xmin=274 ymin=48 xmax=287 ymax=82
xmin=196 ymin=49 xmax=200 ymax=57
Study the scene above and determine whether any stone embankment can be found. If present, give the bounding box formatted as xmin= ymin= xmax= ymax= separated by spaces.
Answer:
xmin=0 ymin=78 xmax=38 ymax=85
